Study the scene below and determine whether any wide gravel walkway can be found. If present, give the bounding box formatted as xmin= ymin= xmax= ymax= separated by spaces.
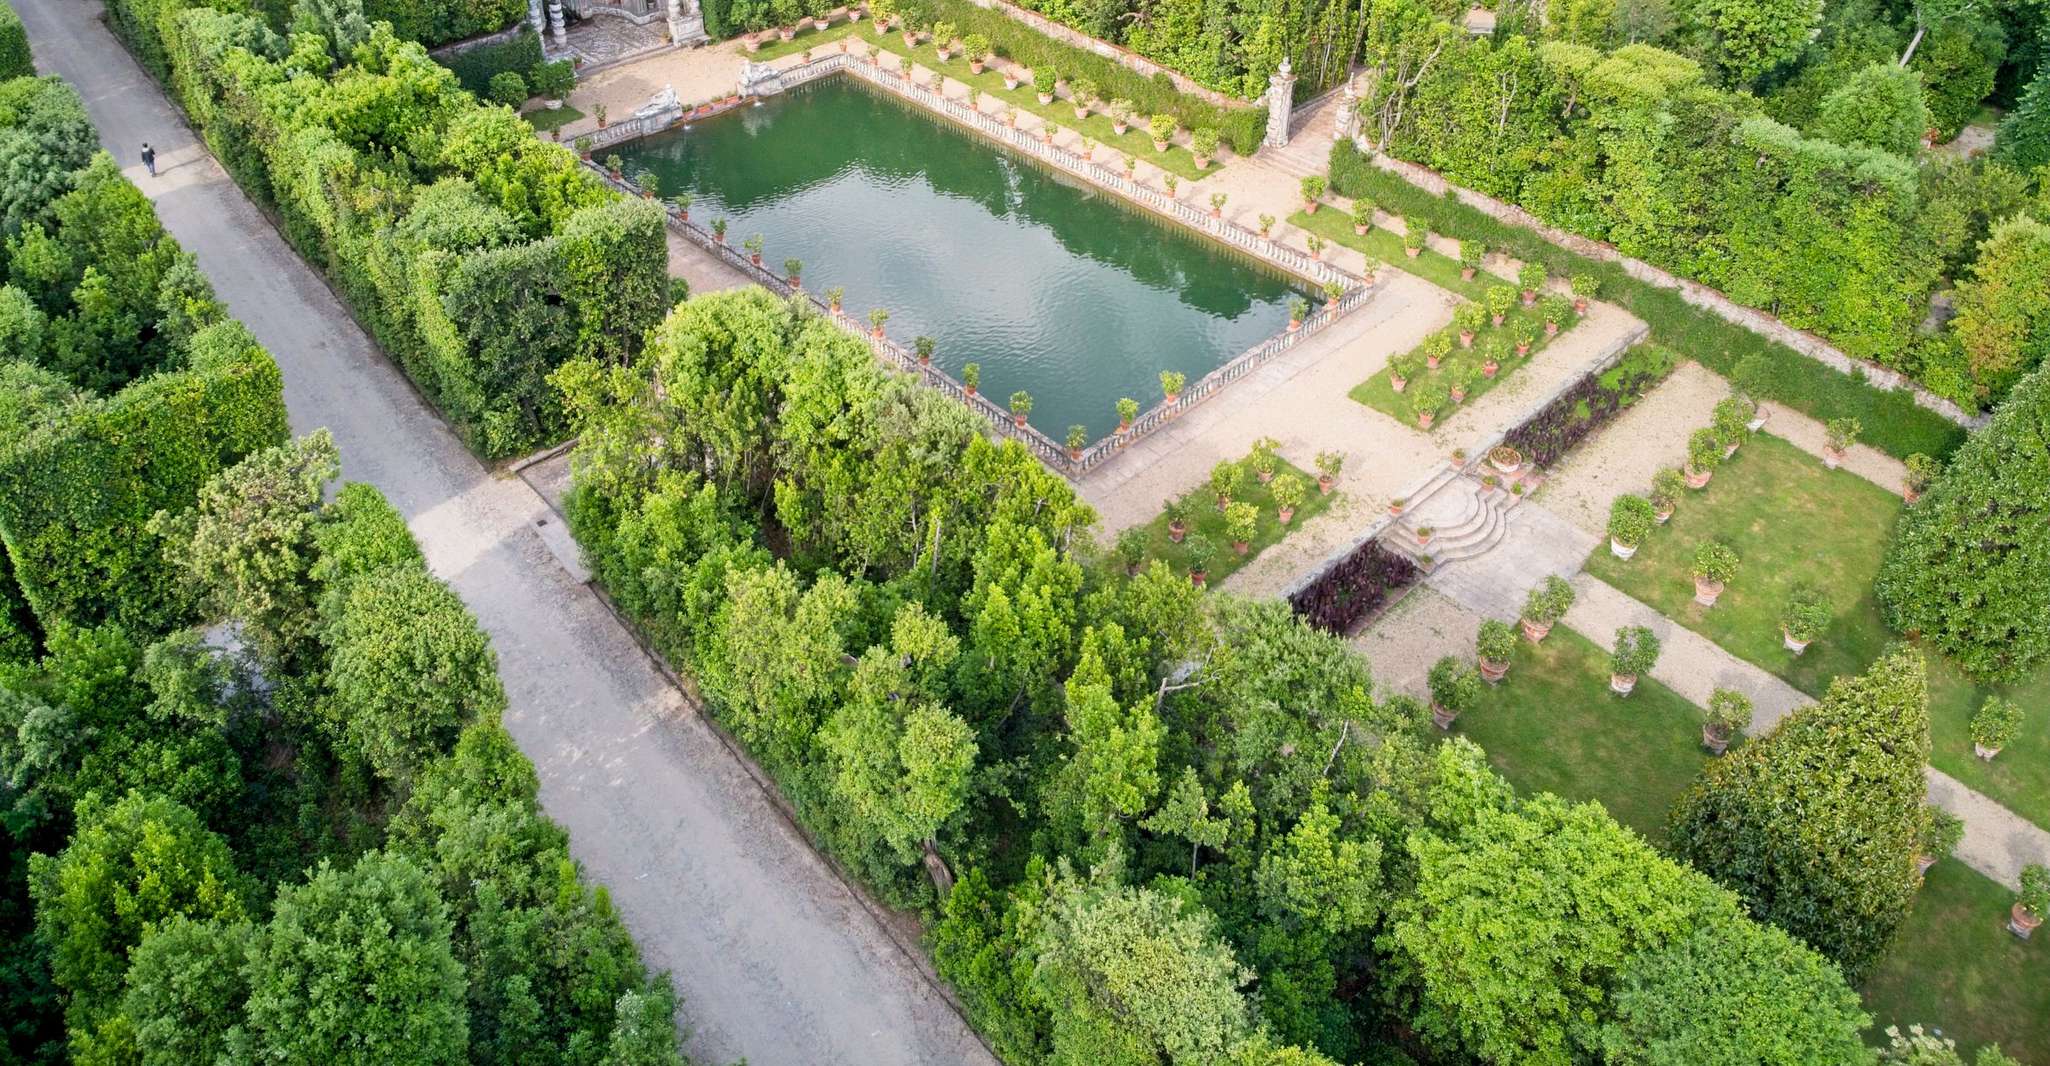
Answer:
xmin=18 ymin=5 xmax=997 ymax=1063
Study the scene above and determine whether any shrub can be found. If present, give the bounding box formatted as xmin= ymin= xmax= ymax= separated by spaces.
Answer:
xmin=1521 ymin=575 xmax=1575 ymax=625
xmin=1287 ymin=540 xmax=1418 ymax=632
xmin=1691 ymin=541 xmax=1738 ymax=584
xmin=1476 ymin=619 xmax=1515 ymax=665
xmin=529 ymin=58 xmax=576 ymax=100
xmin=1779 ymin=584 xmax=1831 ymax=643
xmin=1686 ymin=428 xmax=1723 ymax=474
xmin=1668 ymin=648 xmax=1929 ymax=979
xmin=1706 ymin=689 xmax=1753 ymax=736
xmin=435 ymin=27 xmax=544 ymax=94
xmin=1914 ymin=806 xmax=1964 ymax=860
xmin=0 ymin=0 xmax=30 ymax=80
xmin=1877 ymin=365 xmax=2050 ymax=682
xmin=1428 ymin=656 xmax=1481 ymax=713
xmin=488 ymin=70 xmax=529 ymax=106
xmin=1968 ymin=695 xmax=2023 ymax=751
xmin=1609 ymin=625 xmax=1660 ymax=678
xmin=1607 ymin=496 xmax=1656 ymax=548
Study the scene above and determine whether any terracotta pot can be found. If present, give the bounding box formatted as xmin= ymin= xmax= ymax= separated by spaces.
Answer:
xmin=787 ymin=274 xmax=801 ymax=288
xmin=1521 ymin=289 xmax=1536 ymax=306
xmin=1976 ymin=742 xmax=2002 ymax=760
xmin=1482 ymin=361 xmax=1499 ymax=378
xmin=2010 ymin=903 xmax=2042 ymax=939
xmin=1458 ymin=330 xmax=1474 ymax=348
xmin=1574 ymin=297 xmax=1589 ymax=313
xmin=780 ymin=27 xmax=796 ymax=39
xmin=1516 ymin=342 xmax=1530 ymax=355
xmin=1490 ymin=313 xmax=1505 ymax=327
xmin=1652 ymin=505 xmax=1672 ymax=524
xmin=970 ymin=60 xmax=984 ymax=73
xmin=1460 ymin=266 xmax=1475 ymax=280
xmin=1190 ymin=570 xmax=1207 ymax=587
xmin=1702 ymin=724 xmax=1730 ymax=755
xmin=1823 ymin=447 xmax=1845 ymax=470
xmin=1449 ymin=385 xmax=1466 ymax=403
xmin=1610 ymin=673 xmax=1637 ymax=696
xmin=1005 ymin=77 xmax=1020 ymax=90
xmin=1168 ymin=520 xmax=1186 ymax=543
xmin=1426 ymin=353 xmax=1442 ymax=370
xmin=1430 ymin=702 xmax=1459 ymax=730
xmin=1685 ymin=466 xmax=1713 ymax=489
xmin=1388 ymin=502 xmax=1404 ymax=516
xmin=1478 ymin=658 xmax=1508 ymax=683
xmin=1068 ymin=446 xmax=1082 ymax=460
xmin=1304 ymin=200 xmax=1319 ymax=214
xmin=1256 ymin=468 xmax=1274 ymax=484
xmin=1545 ymin=320 xmax=1559 ymax=336
xmin=1118 ymin=417 xmax=1132 ymax=432
xmin=1520 ymin=617 xmax=1553 ymax=643
xmin=1164 ymin=391 xmax=1181 ymax=405
xmin=871 ymin=326 xmax=883 ymax=338
xmin=1609 ymin=537 xmax=1638 ymax=560
xmin=1389 ymin=374 xmax=1407 ymax=393
xmin=1318 ymin=475 xmax=1334 ymax=494
xmin=746 ymin=34 xmax=763 ymax=51
xmin=1414 ymin=529 xmax=1433 ymax=546
xmin=1012 ymin=413 xmax=1028 ymax=427
xmin=1195 ymin=156 xmax=1210 ymax=169
xmin=1694 ymin=576 xmax=1724 ymax=607
xmin=1288 ymin=317 xmax=1302 ymax=332
xmin=964 ymin=385 xmax=976 ymax=397
xmin=1233 ymin=540 xmax=1250 ymax=555
xmin=1416 ymin=411 xmax=1434 ymax=429
xmin=815 ymin=17 xmax=830 ymax=28
xmin=1782 ymin=627 xmax=1811 ymax=654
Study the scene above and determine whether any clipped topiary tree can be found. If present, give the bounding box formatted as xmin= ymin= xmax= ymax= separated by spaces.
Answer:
xmin=1876 ymin=364 xmax=2050 ymax=683
xmin=1667 ymin=647 xmax=1929 ymax=979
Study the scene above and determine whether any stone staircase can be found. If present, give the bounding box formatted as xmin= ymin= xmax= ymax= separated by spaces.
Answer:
xmin=1379 ymin=465 xmax=1518 ymax=571
xmin=1258 ymin=93 xmax=1344 ymax=184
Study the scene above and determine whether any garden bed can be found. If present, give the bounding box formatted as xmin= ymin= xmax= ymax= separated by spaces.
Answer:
xmin=1350 ymin=299 xmax=1581 ymax=430
xmin=1583 ymin=431 xmax=2050 ymax=825
xmin=1449 ymin=626 xmax=1713 ymax=839
xmin=1131 ymin=454 xmax=1336 ymax=585
xmin=1504 ymin=343 xmax=1676 ymax=467
xmin=1289 ymin=207 xmax=1490 ymax=301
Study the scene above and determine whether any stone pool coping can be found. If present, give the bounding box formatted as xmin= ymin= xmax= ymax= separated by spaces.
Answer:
xmin=582 ymin=52 xmax=1387 ymax=479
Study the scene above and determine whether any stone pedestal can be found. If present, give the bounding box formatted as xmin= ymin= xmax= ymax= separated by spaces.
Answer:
xmin=668 ymin=0 xmax=708 ymax=45
xmin=1263 ymin=57 xmax=1296 ymax=149
xmin=1334 ymin=76 xmax=1358 ymax=144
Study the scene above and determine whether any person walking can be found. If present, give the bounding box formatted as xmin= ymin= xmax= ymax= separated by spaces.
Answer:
xmin=140 ymin=142 xmax=156 ymax=177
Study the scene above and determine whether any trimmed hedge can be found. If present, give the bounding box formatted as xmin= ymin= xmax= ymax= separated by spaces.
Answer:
xmin=112 ymin=10 xmax=668 ymax=457
xmin=436 ymin=26 xmax=542 ymax=95
xmin=362 ymin=0 xmax=525 ymax=48
xmin=1329 ymin=142 xmax=1967 ymax=461
xmin=0 ymin=320 xmax=287 ymax=635
xmin=0 ymin=0 xmax=30 ymax=81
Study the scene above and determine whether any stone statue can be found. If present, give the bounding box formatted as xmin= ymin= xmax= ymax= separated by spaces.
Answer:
xmin=631 ymin=84 xmax=685 ymax=126
xmin=738 ymin=61 xmax=784 ymax=97
xmin=669 ymin=0 xmax=708 ymax=46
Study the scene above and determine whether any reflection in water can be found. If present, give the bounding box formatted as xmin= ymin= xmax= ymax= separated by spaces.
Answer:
xmin=622 ymin=78 xmax=1304 ymax=437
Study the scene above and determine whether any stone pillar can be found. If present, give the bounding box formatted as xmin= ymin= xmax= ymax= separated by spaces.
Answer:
xmin=668 ymin=0 xmax=708 ymax=45
xmin=529 ymin=0 xmax=547 ymax=43
xmin=1263 ymin=57 xmax=1296 ymax=149
xmin=1333 ymin=75 xmax=1358 ymax=145
xmin=547 ymin=0 xmax=568 ymax=48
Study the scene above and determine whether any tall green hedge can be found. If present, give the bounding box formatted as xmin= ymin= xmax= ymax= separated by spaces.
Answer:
xmin=361 ymin=0 xmax=524 ymax=47
xmin=434 ymin=26 xmax=542 ymax=95
xmin=1877 ymin=363 xmax=2050 ymax=682
xmin=0 ymin=0 xmax=31 ymax=81
xmin=0 ymin=321 xmax=287 ymax=635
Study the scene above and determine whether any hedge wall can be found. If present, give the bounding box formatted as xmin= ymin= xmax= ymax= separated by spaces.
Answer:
xmin=0 ymin=321 xmax=287 ymax=635
xmin=0 ymin=0 xmax=30 ymax=81
xmin=111 ymin=8 xmax=668 ymax=458
xmin=363 ymin=0 xmax=525 ymax=48
xmin=435 ymin=26 xmax=542 ymax=95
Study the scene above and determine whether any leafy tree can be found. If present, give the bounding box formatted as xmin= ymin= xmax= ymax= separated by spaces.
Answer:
xmin=1946 ymin=213 xmax=2050 ymax=404
xmin=241 ymin=851 xmax=467 ymax=1065
xmin=1595 ymin=922 xmax=1875 ymax=1065
xmin=1877 ymin=365 xmax=2050 ymax=681
xmin=707 ymin=562 xmax=857 ymax=773
xmin=600 ymin=986 xmax=688 ymax=1066
xmin=1045 ymin=641 xmax=1164 ymax=847
xmin=1144 ymin=767 xmax=1233 ymax=876
xmin=28 ymin=793 xmax=251 ymax=1048
xmin=1254 ymin=788 xmax=1383 ymax=938
xmin=322 ymin=564 xmax=505 ymax=783
xmin=1667 ymin=648 xmax=1929 ymax=978
xmin=1033 ymin=874 xmax=1256 ymax=1063
xmin=1816 ymin=63 xmax=1933 ymax=155
xmin=0 ymin=76 xmax=99 ymax=243
xmin=1681 ymin=0 xmax=1823 ymax=84
xmin=151 ymin=430 xmax=341 ymax=669
xmin=118 ymin=916 xmax=254 ymax=1066
xmin=1911 ymin=13 xmax=2007 ymax=136
xmin=1996 ymin=61 xmax=2050 ymax=172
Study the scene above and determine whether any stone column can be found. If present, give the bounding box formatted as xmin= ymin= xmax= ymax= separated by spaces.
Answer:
xmin=547 ymin=0 xmax=568 ymax=49
xmin=1333 ymin=75 xmax=1358 ymax=145
xmin=529 ymin=0 xmax=547 ymax=43
xmin=1263 ymin=57 xmax=1296 ymax=149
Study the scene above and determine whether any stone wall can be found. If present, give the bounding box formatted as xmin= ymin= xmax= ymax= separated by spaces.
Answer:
xmin=1364 ymin=148 xmax=1987 ymax=431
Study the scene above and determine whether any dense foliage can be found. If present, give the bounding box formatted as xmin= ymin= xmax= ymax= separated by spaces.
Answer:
xmin=1328 ymin=144 xmax=1966 ymax=460
xmin=0 ymin=0 xmax=29 ymax=81
xmin=2 ymin=433 xmax=689 ymax=1065
xmin=557 ymin=287 xmax=1871 ymax=1063
xmin=1877 ymin=361 xmax=2050 ymax=682
xmin=1284 ymin=539 xmax=1418 ymax=633
xmin=1667 ymin=648 xmax=1930 ymax=980
xmin=361 ymin=0 xmax=525 ymax=47
xmin=1349 ymin=0 xmax=2047 ymax=409
xmin=101 ymin=1 xmax=669 ymax=458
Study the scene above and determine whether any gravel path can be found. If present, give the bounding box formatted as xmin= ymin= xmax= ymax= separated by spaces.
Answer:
xmin=1536 ymin=360 xmax=1729 ymax=536
xmin=1350 ymin=585 xmax=1483 ymax=702
xmin=20 ymin=6 xmax=999 ymax=1062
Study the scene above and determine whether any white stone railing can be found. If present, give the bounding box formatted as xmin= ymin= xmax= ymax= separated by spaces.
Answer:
xmin=583 ymin=51 xmax=1386 ymax=477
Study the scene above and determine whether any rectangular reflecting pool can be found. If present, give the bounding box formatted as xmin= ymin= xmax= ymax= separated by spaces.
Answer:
xmin=618 ymin=77 xmax=1309 ymax=439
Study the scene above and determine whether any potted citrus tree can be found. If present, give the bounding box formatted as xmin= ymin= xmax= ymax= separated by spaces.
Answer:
xmin=1224 ymin=501 xmax=1258 ymax=555
xmin=1210 ymin=459 xmax=1244 ymax=511
xmin=1780 ymin=584 xmax=1830 ymax=654
xmin=1903 ymin=452 xmax=1940 ymax=503
xmin=2009 ymin=864 xmax=2049 ymax=939
xmin=1071 ymin=78 xmax=1097 ymax=118
xmin=1191 ymin=127 xmax=1219 ymax=168
xmin=1300 ymin=175 xmax=1326 ymax=213
xmin=1287 ymin=297 xmax=1308 ymax=332
xmin=1712 ymin=396 xmax=1750 ymax=457
xmin=1185 ymin=535 xmax=1217 ymax=587
xmin=1822 ymin=417 xmax=1861 ymax=469
xmin=1454 ymin=304 xmax=1485 ymax=348
xmin=784 ymin=257 xmax=803 ymax=288
xmin=1458 ymin=239 xmax=1483 ymax=279
xmin=1608 ymin=625 xmax=1660 ymax=696
xmin=1424 ymin=332 xmax=1453 ymax=369
xmin=1476 ymin=619 xmax=1515 ymax=683
xmin=1703 ymin=687 xmax=1752 ymax=755
xmin=1970 ymin=696 xmax=2023 ymax=760
xmin=1540 ymin=294 xmax=1570 ymax=335
xmin=743 ymin=233 xmax=765 ymax=266
xmin=1116 ymin=397 xmax=1139 ymax=432
xmin=1108 ymin=98 xmax=1132 ymax=133
xmin=1211 ymin=191 xmax=1229 ymax=218
xmin=1352 ymin=198 xmax=1375 ymax=235
xmin=826 ymin=285 xmax=844 ymax=315
xmin=1272 ymin=473 xmax=1306 ymax=524
xmin=1607 ymin=495 xmax=1656 ymax=559
xmin=1428 ymin=656 xmax=1481 ymax=729
xmin=1913 ymin=806 xmax=1964 ymax=880
xmin=932 ymin=20 xmax=956 ymax=58
xmin=1249 ymin=438 xmax=1280 ymax=483
xmin=1388 ymin=353 xmax=1417 ymax=393
xmin=965 ymin=33 xmax=990 ymax=73
xmin=1315 ymin=451 xmax=1343 ymax=493
xmin=913 ymin=335 xmax=934 ymax=365
xmin=1257 ymin=213 xmax=1275 ymax=238
xmin=1113 ymin=526 xmax=1147 ymax=576
xmin=868 ymin=306 xmax=888 ymax=337
xmin=1684 ymin=427 xmax=1722 ymax=488
xmin=1570 ymin=273 xmax=1597 ymax=313
xmin=712 ymin=217 xmax=728 ymax=244
xmin=1485 ymin=285 xmax=1515 ymax=327
xmin=1009 ymin=390 xmax=1032 ymax=427
xmin=1035 ymin=67 xmax=1059 ymax=104
xmin=1649 ymin=468 xmax=1684 ymax=523
xmin=1691 ymin=541 xmax=1738 ymax=607
xmin=1519 ymin=575 xmax=1574 ymax=642
xmin=1165 ymin=497 xmax=1191 ymax=543
xmin=1160 ymin=369 xmax=1186 ymax=405
xmin=1517 ymin=262 xmax=1546 ymax=306
xmin=1410 ymin=379 xmax=1447 ymax=429
xmin=1066 ymin=424 xmax=1087 ymax=460
xmin=1402 ymin=216 xmax=1426 ymax=257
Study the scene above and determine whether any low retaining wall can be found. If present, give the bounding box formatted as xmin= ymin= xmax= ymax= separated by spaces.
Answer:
xmin=1365 ymin=150 xmax=1987 ymax=431
xmin=585 ymin=51 xmax=1385 ymax=478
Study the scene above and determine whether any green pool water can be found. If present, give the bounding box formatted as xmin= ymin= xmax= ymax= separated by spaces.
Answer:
xmin=618 ymin=77 xmax=1307 ymax=439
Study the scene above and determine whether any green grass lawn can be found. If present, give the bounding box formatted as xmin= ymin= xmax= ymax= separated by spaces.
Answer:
xmin=1349 ymin=302 xmax=1580 ymax=430
xmin=524 ymin=104 xmax=584 ymax=133
xmin=1289 ymin=208 xmax=1492 ymax=299
xmin=1449 ymin=626 xmax=1715 ymax=841
xmin=746 ymin=18 xmax=863 ymax=61
xmin=1860 ymin=859 xmax=2050 ymax=1062
xmin=1584 ymin=431 xmax=2050 ymax=826
xmin=1132 ymin=457 xmax=1335 ymax=585
xmin=857 ymin=25 xmax=1218 ymax=180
